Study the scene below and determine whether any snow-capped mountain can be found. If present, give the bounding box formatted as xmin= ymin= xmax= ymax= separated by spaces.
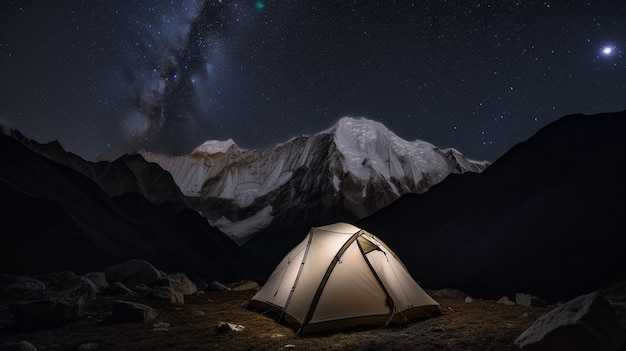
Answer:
xmin=140 ymin=117 xmax=489 ymax=244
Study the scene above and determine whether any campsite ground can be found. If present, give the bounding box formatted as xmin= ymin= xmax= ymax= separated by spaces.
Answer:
xmin=2 ymin=283 xmax=626 ymax=351
xmin=0 ymin=288 xmax=588 ymax=351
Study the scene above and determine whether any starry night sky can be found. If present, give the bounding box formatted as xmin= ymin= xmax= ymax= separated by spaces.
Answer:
xmin=1 ymin=1 xmax=624 ymax=162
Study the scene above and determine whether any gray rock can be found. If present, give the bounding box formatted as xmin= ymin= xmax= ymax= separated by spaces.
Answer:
xmin=62 ymin=276 xmax=99 ymax=297
xmin=133 ymin=283 xmax=151 ymax=295
xmin=148 ymin=286 xmax=184 ymax=304
xmin=229 ymin=281 xmax=260 ymax=292
xmin=8 ymin=276 xmax=98 ymax=330
xmin=216 ymin=321 xmax=244 ymax=333
xmin=497 ymin=296 xmax=516 ymax=306
xmin=430 ymin=288 xmax=468 ymax=299
xmin=104 ymin=260 xmax=161 ymax=288
xmin=0 ymin=341 xmax=38 ymax=351
xmin=206 ymin=281 xmax=230 ymax=291
xmin=515 ymin=293 xmax=547 ymax=307
xmin=37 ymin=271 xmax=77 ymax=287
xmin=152 ymin=321 xmax=170 ymax=331
xmin=111 ymin=300 xmax=158 ymax=323
xmin=83 ymin=272 xmax=109 ymax=290
xmin=163 ymin=273 xmax=197 ymax=296
xmin=464 ymin=296 xmax=474 ymax=303
xmin=0 ymin=276 xmax=46 ymax=296
xmin=515 ymin=292 xmax=624 ymax=351
xmin=102 ymin=282 xmax=134 ymax=296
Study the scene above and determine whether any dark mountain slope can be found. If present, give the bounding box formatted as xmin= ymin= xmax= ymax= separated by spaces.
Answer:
xmin=0 ymin=132 xmax=256 ymax=281
xmin=358 ymin=111 xmax=626 ymax=301
xmin=4 ymin=127 xmax=188 ymax=209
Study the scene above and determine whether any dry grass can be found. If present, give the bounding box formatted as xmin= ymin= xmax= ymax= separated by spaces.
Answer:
xmin=0 ymin=290 xmax=559 ymax=350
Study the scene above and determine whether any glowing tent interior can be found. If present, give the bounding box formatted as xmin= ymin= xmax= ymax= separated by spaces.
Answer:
xmin=248 ymin=222 xmax=441 ymax=334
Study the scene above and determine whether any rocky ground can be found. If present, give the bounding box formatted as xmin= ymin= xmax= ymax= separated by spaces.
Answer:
xmin=3 ymin=288 xmax=624 ymax=350
xmin=0 ymin=290 xmax=549 ymax=351
xmin=1 ymin=262 xmax=624 ymax=350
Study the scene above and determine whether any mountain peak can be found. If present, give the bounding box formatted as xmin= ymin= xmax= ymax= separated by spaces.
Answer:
xmin=191 ymin=139 xmax=240 ymax=155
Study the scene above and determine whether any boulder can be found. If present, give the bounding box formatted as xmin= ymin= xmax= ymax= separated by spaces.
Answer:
xmin=0 ymin=341 xmax=38 ymax=350
xmin=148 ymin=286 xmax=184 ymax=304
xmin=497 ymin=296 xmax=516 ymax=306
xmin=102 ymin=282 xmax=134 ymax=296
xmin=104 ymin=260 xmax=161 ymax=288
xmin=8 ymin=276 xmax=98 ymax=330
xmin=133 ymin=283 xmax=151 ymax=295
xmin=83 ymin=272 xmax=109 ymax=290
xmin=515 ymin=293 xmax=547 ymax=307
xmin=111 ymin=300 xmax=158 ymax=323
xmin=216 ymin=321 xmax=245 ymax=333
xmin=515 ymin=292 xmax=624 ymax=351
xmin=162 ymin=273 xmax=198 ymax=296
xmin=0 ymin=276 xmax=46 ymax=296
xmin=37 ymin=271 xmax=77 ymax=287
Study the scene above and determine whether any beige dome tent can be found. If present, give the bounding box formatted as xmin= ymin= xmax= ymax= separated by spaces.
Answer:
xmin=249 ymin=222 xmax=441 ymax=334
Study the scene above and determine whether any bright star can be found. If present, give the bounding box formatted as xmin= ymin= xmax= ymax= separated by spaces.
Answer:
xmin=601 ymin=45 xmax=616 ymax=57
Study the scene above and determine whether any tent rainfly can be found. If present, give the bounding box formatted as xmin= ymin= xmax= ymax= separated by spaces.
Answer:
xmin=248 ymin=222 xmax=441 ymax=334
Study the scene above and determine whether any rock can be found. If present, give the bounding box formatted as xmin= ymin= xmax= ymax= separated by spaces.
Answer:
xmin=133 ymin=283 xmax=151 ymax=295
xmin=430 ymin=288 xmax=468 ymax=299
xmin=111 ymin=300 xmax=158 ymax=323
xmin=0 ymin=341 xmax=38 ymax=351
xmin=497 ymin=296 xmax=516 ymax=306
xmin=62 ymin=276 xmax=99 ymax=297
xmin=229 ymin=281 xmax=260 ymax=291
xmin=514 ymin=292 xmax=624 ymax=351
xmin=37 ymin=271 xmax=77 ymax=287
xmin=429 ymin=325 xmax=446 ymax=333
xmin=162 ymin=273 xmax=197 ymax=296
xmin=284 ymin=345 xmax=296 ymax=349
xmin=148 ymin=286 xmax=184 ymax=304
xmin=515 ymin=293 xmax=547 ymax=307
xmin=464 ymin=296 xmax=474 ymax=303
xmin=8 ymin=276 xmax=98 ymax=330
xmin=206 ymin=281 xmax=230 ymax=291
xmin=0 ymin=276 xmax=46 ymax=296
xmin=10 ymin=297 xmax=82 ymax=330
xmin=104 ymin=260 xmax=161 ymax=288
xmin=216 ymin=321 xmax=245 ymax=333
xmin=83 ymin=272 xmax=109 ymax=290
xmin=153 ymin=321 xmax=170 ymax=331
xmin=102 ymin=282 xmax=134 ymax=296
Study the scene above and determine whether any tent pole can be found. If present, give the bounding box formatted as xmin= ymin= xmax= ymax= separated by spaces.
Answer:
xmin=356 ymin=234 xmax=396 ymax=327
xmin=279 ymin=232 xmax=313 ymax=324
xmin=300 ymin=230 xmax=364 ymax=328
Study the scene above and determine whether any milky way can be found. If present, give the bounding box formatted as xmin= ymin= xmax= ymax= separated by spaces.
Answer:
xmin=1 ymin=1 xmax=625 ymax=161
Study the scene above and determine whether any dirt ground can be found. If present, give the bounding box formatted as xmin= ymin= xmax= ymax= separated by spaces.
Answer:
xmin=0 ymin=289 xmax=564 ymax=351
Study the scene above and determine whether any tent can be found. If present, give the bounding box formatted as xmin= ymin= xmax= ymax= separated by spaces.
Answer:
xmin=248 ymin=222 xmax=441 ymax=334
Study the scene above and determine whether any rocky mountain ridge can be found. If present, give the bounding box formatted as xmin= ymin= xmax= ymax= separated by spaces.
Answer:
xmin=140 ymin=117 xmax=489 ymax=244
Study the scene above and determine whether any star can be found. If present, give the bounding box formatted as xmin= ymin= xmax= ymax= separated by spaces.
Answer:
xmin=601 ymin=45 xmax=616 ymax=57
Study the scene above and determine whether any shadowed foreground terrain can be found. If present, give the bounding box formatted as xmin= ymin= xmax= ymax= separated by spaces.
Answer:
xmin=1 ymin=286 xmax=624 ymax=351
